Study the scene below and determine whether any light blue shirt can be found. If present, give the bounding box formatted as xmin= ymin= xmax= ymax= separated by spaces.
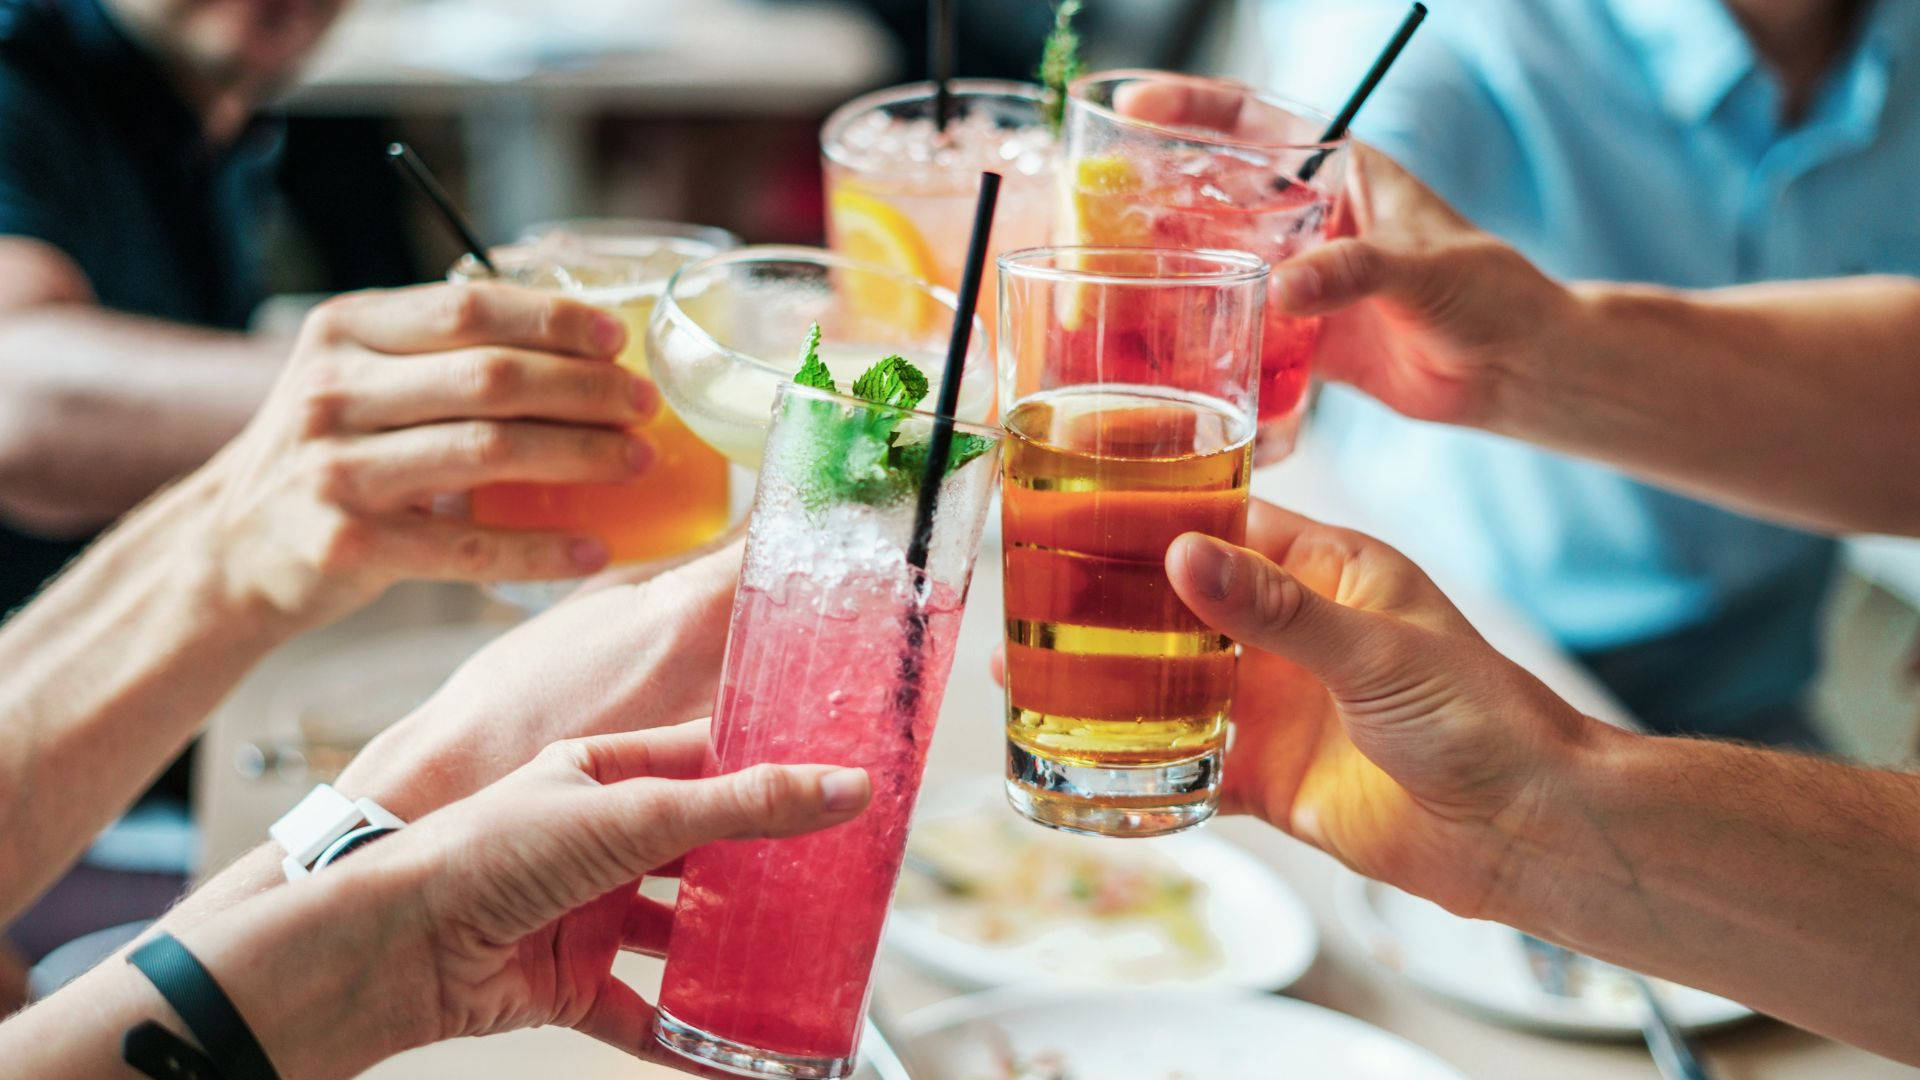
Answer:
xmin=1257 ymin=0 xmax=1920 ymax=733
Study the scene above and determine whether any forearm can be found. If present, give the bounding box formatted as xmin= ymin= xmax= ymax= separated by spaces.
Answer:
xmin=0 ymin=861 xmax=428 ymax=1079
xmin=0 ymin=469 xmax=302 ymax=922
xmin=1503 ymin=727 xmax=1920 ymax=1062
xmin=1492 ymin=275 xmax=1920 ymax=536
xmin=0 ymin=305 xmax=282 ymax=534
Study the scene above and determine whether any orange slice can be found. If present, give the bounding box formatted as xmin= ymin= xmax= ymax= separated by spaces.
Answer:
xmin=828 ymin=186 xmax=938 ymax=333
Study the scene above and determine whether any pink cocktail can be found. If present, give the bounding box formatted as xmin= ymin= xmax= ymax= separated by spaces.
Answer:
xmin=654 ymin=379 xmax=1002 ymax=1078
xmin=1063 ymin=70 xmax=1349 ymax=463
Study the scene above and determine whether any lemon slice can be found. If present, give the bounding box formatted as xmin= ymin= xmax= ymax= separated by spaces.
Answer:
xmin=828 ymin=186 xmax=938 ymax=333
xmin=1057 ymin=156 xmax=1155 ymax=329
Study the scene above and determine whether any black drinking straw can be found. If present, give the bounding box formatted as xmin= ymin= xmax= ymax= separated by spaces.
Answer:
xmin=1295 ymin=2 xmax=1427 ymax=183
xmin=904 ymin=169 xmax=999 ymax=575
xmin=930 ymin=0 xmax=955 ymax=130
xmin=892 ymin=171 xmax=998 ymax=726
xmin=386 ymin=141 xmax=498 ymax=276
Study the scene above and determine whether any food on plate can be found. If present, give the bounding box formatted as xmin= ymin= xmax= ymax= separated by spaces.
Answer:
xmin=899 ymin=814 xmax=1221 ymax=980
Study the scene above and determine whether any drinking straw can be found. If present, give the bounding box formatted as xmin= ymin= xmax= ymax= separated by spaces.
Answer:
xmin=891 ymin=171 xmax=998 ymax=726
xmin=385 ymin=141 xmax=498 ymax=276
xmin=1295 ymin=2 xmax=1427 ymax=183
xmin=930 ymin=0 xmax=955 ymax=130
xmin=903 ymin=169 xmax=999 ymax=576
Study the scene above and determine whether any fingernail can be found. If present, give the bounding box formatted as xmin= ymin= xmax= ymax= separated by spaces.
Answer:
xmin=1274 ymin=263 xmax=1322 ymax=308
xmin=569 ymin=538 xmax=609 ymax=570
xmin=627 ymin=436 xmax=654 ymax=474
xmin=630 ymin=375 xmax=660 ymax=417
xmin=1184 ymin=535 xmax=1237 ymax=602
xmin=820 ymin=768 xmax=869 ymax=813
xmin=592 ymin=313 xmax=627 ymax=354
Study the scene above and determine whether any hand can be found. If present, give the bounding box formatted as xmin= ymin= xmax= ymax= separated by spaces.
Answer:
xmin=336 ymin=539 xmax=742 ymax=821
xmin=1114 ymin=79 xmax=1573 ymax=428
xmin=1164 ymin=499 xmax=1602 ymax=918
xmin=176 ymin=725 xmax=871 ymax=1079
xmin=200 ymin=283 xmax=658 ymax=628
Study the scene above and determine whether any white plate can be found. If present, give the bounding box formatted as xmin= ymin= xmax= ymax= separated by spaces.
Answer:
xmin=890 ymin=988 xmax=1469 ymax=1080
xmin=884 ymin=802 xmax=1317 ymax=993
xmin=1335 ymin=872 xmax=1755 ymax=1038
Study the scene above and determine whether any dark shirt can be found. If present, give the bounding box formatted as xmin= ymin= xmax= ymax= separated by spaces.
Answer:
xmin=0 ymin=0 xmax=279 ymax=617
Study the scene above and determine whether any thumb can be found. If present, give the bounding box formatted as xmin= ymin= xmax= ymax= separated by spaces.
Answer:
xmin=1270 ymin=238 xmax=1444 ymax=318
xmin=1168 ymin=533 xmax=1410 ymax=691
xmin=602 ymin=763 xmax=872 ymax=872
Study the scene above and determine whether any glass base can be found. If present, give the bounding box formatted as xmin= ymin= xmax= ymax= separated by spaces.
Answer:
xmin=1005 ymin=740 xmax=1220 ymax=837
xmin=654 ymin=1008 xmax=855 ymax=1079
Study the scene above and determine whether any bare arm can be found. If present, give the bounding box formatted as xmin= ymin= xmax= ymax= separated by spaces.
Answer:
xmin=0 ymin=469 xmax=293 ymax=923
xmin=0 ymin=238 xmax=281 ymax=535
xmin=1491 ymin=275 xmax=1920 ymax=536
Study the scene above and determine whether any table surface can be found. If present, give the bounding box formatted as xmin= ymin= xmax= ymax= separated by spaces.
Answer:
xmin=285 ymin=0 xmax=897 ymax=115
xmin=196 ymin=442 xmax=1920 ymax=1080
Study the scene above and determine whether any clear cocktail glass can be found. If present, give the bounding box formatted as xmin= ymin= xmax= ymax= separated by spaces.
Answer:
xmin=647 ymin=245 xmax=991 ymax=467
xmin=653 ymin=379 xmax=1003 ymax=1078
xmin=821 ymin=79 xmax=1056 ymax=341
xmin=997 ymin=246 xmax=1267 ymax=838
xmin=1064 ymin=70 xmax=1347 ymax=463
xmin=448 ymin=223 xmax=737 ymax=606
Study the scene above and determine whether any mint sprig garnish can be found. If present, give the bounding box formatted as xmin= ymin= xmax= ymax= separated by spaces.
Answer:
xmin=794 ymin=322 xmax=835 ymax=391
xmin=785 ymin=324 xmax=994 ymax=508
xmin=1038 ymin=0 xmax=1083 ymax=136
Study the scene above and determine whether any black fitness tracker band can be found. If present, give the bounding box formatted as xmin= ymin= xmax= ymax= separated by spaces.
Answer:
xmin=127 ymin=933 xmax=280 ymax=1080
xmin=123 ymin=1019 xmax=224 ymax=1080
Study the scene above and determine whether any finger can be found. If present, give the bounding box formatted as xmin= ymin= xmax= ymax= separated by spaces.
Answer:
xmin=310 ymin=282 xmax=626 ymax=358
xmin=333 ymin=347 xmax=656 ymax=432
xmin=321 ymin=419 xmax=649 ymax=509
xmin=1113 ymin=79 xmax=1247 ymax=134
xmin=989 ymin=642 xmax=1005 ymax=687
xmin=606 ymin=764 xmax=872 ymax=870
xmin=1270 ymin=239 xmax=1408 ymax=316
xmin=573 ymin=979 xmax=655 ymax=1056
xmin=551 ymin=721 xmax=716 ymax=785
xmin=1243 ymin=500 xmax=1465 ymax=624
xmin=368 ymin=517 xmax=613 ymax=581
xmin=619 ymin=893 xmax=677 ymax=957
xmin=1167 ymin=532 xmax=1411 ymax=686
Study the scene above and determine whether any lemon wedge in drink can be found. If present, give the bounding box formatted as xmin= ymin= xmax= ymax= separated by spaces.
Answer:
xmin=1058 ymin=156 xmax=1154 ymax=329
xmin=828 ymin=186 xmax=939 ymax=333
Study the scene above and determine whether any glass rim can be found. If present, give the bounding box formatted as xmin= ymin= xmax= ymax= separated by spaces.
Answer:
xmin=654 ymin=243 xmax=987 ymax=382
xmin=773 ymin=378 xmax=1002 ymax=441
xmin=517 ymin=217 xmax=741 ymax=251
xmin=1068 ymin=68 xmax=1346 ymax=153
xmin=448 ymin=228 xmax=733 ymax=296
xmin=998 ymin=245 xmax=1270 ymax=287
xmin=821 ymin=78 xmax=1047 ymax=167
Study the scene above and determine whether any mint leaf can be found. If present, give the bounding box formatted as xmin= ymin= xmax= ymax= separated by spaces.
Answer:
xmin=850 ymin=354 xmax=930 ymax=411
xmin=892 ymin=430 xmax=995 ymax=483
xmin=787 ymin=329 xmax=993 ymax=509
xmin=1038 ymin=0 xmax=1083 ymax=136
xmin=794 ymin=322 xmax=835 ymax=391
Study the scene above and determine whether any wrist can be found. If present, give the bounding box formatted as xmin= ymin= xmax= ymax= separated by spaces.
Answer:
xmin=1478 ymin=718 xmax=1647 ymax=939
xmin=176 ymin=849 xmax=438 ymax=1078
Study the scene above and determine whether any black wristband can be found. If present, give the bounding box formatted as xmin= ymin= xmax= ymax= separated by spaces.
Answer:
xmin=123 ymin=1020 xmax=224 ymax=1080
xmin=128 ymin=933 xmax=280 ymax=1080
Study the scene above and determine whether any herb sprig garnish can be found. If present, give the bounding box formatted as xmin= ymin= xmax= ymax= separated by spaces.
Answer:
xmin=788 ymin=322 xmax=993 ymax=508
xmin=1038 ymin=0 xmax=1084 ymax=136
